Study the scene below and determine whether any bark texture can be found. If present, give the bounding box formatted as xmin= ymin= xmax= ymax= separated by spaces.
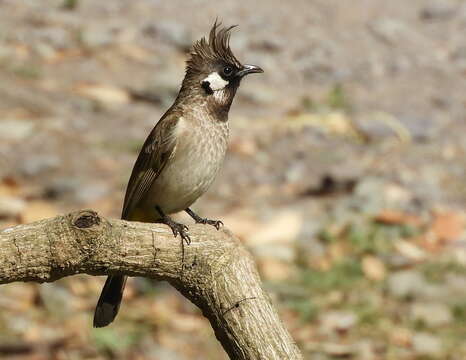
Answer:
xmin=0 ymin=210 xmax=303 ymax=360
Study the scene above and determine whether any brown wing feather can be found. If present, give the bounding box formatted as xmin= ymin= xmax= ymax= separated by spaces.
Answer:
xmin=121 ymin=110 xmax=181 ymax=220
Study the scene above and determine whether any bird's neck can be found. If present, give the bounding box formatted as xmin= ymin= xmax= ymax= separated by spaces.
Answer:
xmin=176 ymin=77 xmax=235 ymax=122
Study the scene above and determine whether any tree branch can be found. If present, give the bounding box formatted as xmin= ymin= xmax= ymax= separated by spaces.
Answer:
xmin=0 ymin=210 xmax=303 ymax=360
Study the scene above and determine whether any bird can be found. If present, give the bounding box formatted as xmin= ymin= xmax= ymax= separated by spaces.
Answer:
xmin=93 ymin=21 xmax=263 ymax=328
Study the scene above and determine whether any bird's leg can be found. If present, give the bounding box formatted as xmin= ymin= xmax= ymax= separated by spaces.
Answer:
xmin=185 ymin=208 xmax=223 ymax=230
xmin=155 ymin=206 xmax=191 ymax=270
xmin=155 ymin=206 xmax=191 ymax=245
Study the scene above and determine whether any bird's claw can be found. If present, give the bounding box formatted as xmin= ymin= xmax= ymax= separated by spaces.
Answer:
xmin=196 ymin=218 xmax=223 ymax=230
xmin=170 ymin=222 xmax=191 ymax=245
xmin=209 ymin=219 xmax=223 ymax=230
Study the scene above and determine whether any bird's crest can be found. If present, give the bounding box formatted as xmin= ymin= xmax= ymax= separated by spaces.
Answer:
xmin=187 ymin=21 xmax=242 ymax=72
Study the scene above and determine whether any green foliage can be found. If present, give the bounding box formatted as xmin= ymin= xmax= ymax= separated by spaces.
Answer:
xmin=326 ymin=84 xmax=348 ymax=110
xmin=301 ymin=258 xmax=363 ymax=292
xmin=62 ymin=0 xmax=79 ymax=10
xmin=299 ymin=96 xmax=317 ymax=112
xmin=421 ymin=262 xmax=466 ymax=284
xmin=12 ymin=64 xmax=42 ymax=79
xmin=286 ymin=298 xmax=318 ymax=322
xmin=92 ymin=326 xmax=145 ymax=354
xmin=318 ymin=228 xmax=338 ymax=244
xmin=347 ymin=221 xmax=419 ymax=255
xmin=286 ymin=258 xmax=365 ymax=322
xmin=452 ymin=300 xmax=466 ymax=322
xmin=351 ymin=301 xmax=381 ymax=326
xmin=300 ymin=83 xmax=351 ymax=113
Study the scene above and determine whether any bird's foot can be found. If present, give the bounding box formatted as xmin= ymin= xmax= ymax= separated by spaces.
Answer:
xmin=185 ymin=208 xmax=223 ymax=230
xmin=172 ymin=223 xmax=191 ymax=245
xmin=156 ymin=206 xmax=191 ymax=245
xmin=196 ymin=217 xmax=223 ymax=230
xmin=165 ymin=218 xmax=191 ymax=245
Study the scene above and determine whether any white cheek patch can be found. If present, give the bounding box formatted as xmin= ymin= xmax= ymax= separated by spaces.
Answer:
xmin=203 ymin=72 xmax=229 ymax=91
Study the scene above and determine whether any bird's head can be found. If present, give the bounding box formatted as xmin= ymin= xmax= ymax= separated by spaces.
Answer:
xmin=180 ymin=21 xmax=263 ymax=111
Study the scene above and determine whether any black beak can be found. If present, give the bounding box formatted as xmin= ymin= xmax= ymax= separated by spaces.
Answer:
xmin=236 ymin=64 xmax=264 ymax=77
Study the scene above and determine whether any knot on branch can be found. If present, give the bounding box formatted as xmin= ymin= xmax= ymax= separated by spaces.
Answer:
xmin=68 ymin=210 xmax=108 ymax=264
xmin=72 ymin=210 xmax=101 ymax=229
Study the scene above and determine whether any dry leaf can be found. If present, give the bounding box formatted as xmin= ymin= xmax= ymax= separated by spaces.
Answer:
xmin=259 ymin=259 xmax=292 ymax=281
xmin=117 ymin=43 xmax=152 ymax=62
xmin=394 ymin=240 xmax=426 ymax=261
xmin=374 ymin=209 xmax=422 ymax=227
xmin=431 ymin=211 xmax=465 ymax=242
xmin=0 ymin=177 xmax=21 ymax=197
xmin=0 ymin=283 xmax=37 ymax=311
xmin=0 ymin=196 xmax=26 ymax=218
xmin=73 ymin=82 xmax=130 ymax=104
xmin=287 ymin=112 xmax=362 ymax=139
xmin=46 ymin=48 xmax=85 ymax=64
xmin=20 ymin=201 xmax=60 ymax=223
xmin=217 ymin=210 xmax=259 ymax=240
xmin=390 ymin=327 xmax=412 ymax=347
xmin=362 ymin=255 xmax=386 ymax=281
xmin=248 ymin=210 xmax=303 ymax=245
xmin=229 ymin=137 xmax=258 ymax=156
xmin=328 ymin=242 xmax=347 ymax=263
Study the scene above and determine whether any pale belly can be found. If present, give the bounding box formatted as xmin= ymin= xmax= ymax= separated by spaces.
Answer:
xmin=140 ymin=120 xmax=228 ymax=217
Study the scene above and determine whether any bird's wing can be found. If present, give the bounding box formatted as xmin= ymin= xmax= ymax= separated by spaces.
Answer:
xmin=121 ymin=111 xmax=181 ymax=220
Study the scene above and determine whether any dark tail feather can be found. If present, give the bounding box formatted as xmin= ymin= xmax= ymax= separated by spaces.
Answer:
xmin=93 ymin=275 xmax=127 ymax=328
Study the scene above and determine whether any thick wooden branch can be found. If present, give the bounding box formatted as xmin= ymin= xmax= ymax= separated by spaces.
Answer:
xmin=0 ymin=210 xmax=303 ymax=360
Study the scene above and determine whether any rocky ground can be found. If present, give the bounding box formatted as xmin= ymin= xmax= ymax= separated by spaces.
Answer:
xmin=1 ymin=0 xmax=466 ymax=359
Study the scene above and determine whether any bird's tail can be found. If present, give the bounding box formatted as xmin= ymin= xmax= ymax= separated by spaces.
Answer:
xmin=93 ymin=275 xmax=127 ymax=328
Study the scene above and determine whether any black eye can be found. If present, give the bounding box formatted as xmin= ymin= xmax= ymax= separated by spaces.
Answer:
xmin=223 ymin=66 xmax=233 ymax=76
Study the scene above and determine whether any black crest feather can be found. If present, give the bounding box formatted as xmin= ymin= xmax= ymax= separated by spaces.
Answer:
xmin=187 ymin=20 xmax=242 ymax=72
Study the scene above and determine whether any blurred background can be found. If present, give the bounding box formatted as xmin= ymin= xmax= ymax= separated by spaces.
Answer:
xmin=1 ymin=0 xmax=466 ymax=359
